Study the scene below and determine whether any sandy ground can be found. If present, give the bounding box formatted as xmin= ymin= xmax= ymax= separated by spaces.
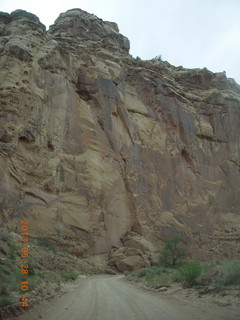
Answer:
xmin=9 ymin=275 xmax=240 ymax=320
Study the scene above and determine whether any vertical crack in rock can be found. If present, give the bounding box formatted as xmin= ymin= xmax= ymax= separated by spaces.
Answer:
xmin=0 ymin=8 xmax=240 ymax=261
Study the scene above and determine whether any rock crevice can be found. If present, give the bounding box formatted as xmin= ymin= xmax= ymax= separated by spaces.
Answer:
xmin=0 ymin=9 xmax=240 ymax=261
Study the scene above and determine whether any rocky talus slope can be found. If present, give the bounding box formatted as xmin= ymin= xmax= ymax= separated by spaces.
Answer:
xmin=0 ymin=9 xmax=240 ymax=269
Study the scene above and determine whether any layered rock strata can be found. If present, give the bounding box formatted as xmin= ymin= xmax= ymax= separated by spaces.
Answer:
xmin=0 ymin=9 xmax=240 ymax=262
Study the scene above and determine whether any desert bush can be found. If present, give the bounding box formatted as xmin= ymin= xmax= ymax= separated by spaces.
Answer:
xmin=0 ymin=295 xmax=14 ymax=307
xmin=130 ymin=268 xmax=152 ymax=279
xmin=28 ymin=275 xmax=40 ymax=290
xmin=147 ymin=273 xmax=173 ymax=287
xmin=28 ymin=263 xmax=35 ymax=276
xmin=159 ymin=236 xmax=186 ymax=266
xmin=0 ymin=283 xmax=9 ymax=296
xmin=8 ymin=271 xmax=22 ymax=291
xmin=0 ymin=263 xmax=12 ymax=276
xmin=25 ymin=258 xmax=36 ymax=276
xmin=8 ymin=242 xmax=17 ymax=260
xmin=179 ymin=261 xmax=202 ymax=288
xmin=160 ymin=249 xmax=170 ymax=267
xmin=36 ymin=237 xmax=56 ymax=252
xmin=37 ymin=269 xmax=61 ymax=283
xmin=0 ymin=230 xmax=10 ymax=242
xmin=153 ymin=55 xmax=162 ymax=61
xmin=216 ymin=260 xmax=240 ymax=286
xmin=198 ymin=262 xmax=220 ymax=285
xmin=144 ymin=269 xmax=157 ymax=282
xmin=153 ymin=267 xmax=169 ymax=275
xmin=61 ymin=271 xmax=78 ymax=281
xmin=128 ymin=267 xmax=177 ymax=288
xmin=201 ymin=262 xmax=218 ymax=274
xmin=134 ymin=56 xmax=141 ymax=61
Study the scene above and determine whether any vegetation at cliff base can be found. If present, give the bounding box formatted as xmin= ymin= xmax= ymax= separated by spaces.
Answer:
xmin=61 ymin=271 xmax=78 ymax=281
xmin=127 ymin=237 xmax=240 ymax=292
xmin=216 ymin=260 xmax=240 ymax=286
xmin=159 ymin=236 xmax=186 ymax=267
xmin=0 ymin=230 xmax=82 ymax=308
xmin=128 ymin=266 xmax=179 ymax=288
xmin=127 ymin=260 xmax=240 ymax=290
xmin=179 ymin=261 xmax=202 ymax=288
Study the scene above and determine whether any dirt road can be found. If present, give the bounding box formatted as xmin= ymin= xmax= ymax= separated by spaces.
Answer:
xmin=12 ymin=275 xmax=239 ymax=320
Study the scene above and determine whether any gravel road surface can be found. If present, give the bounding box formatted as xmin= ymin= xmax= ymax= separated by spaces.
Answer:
xmin=11 ymin=275 xmax=239 ymax=320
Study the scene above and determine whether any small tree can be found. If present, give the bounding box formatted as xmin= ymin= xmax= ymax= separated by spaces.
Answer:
xmin=134 ymin=56 xmax=141 ymax=61
xmin=179 ymin=261 xmax=202 ymax=288
xmin=159 ymin=236 xmax=186 ymax=267
xmin=154 ymin=55 xmax=162 ymax=62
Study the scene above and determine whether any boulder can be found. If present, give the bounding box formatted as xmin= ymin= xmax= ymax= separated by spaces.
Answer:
xmin=199 ymin=266 xmax=221 ymax=285
xmin=121 ymin=232 xmax=159 ymax=265
xmin=115 ymin=255 xmax=149 ymax=272
xmin=109 ymin=247 xmax=150 ymax=272
xmin=121 ymin=232 xmax=156 ymax=253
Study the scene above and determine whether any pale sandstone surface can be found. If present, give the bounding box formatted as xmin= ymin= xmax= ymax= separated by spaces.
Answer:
xmin=0 ymin=9 xmax=240 ymax=267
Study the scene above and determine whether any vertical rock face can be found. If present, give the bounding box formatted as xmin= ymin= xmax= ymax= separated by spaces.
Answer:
xmin=0 ymin=9 xmax=240 ymax=260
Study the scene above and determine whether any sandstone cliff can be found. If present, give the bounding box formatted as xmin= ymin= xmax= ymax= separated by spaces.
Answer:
xmin=0 ymin=9 xmax=240 ymax=264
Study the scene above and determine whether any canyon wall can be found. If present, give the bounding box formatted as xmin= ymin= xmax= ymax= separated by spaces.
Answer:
xmin=0 ymin=9 xmax=240 ymax=262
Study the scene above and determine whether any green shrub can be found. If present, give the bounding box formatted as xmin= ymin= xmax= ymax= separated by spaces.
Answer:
xmin=25 ymin=259 xmax=35 ymax=276
xmin=153 ymin=55 xmax=162 ymax=62
xmin=61 ymin=271 xmax=78 ymax=281
xmin=36 ymin=237 xmax=56 ymax=252
xmin=159 ymin=236 xmax=186 ymax=266
xmin=41 ymin=287 xmax=53 ymax=296
xmin=201 ymin=262 xmax=218 ymax=274
xmin=147 ymin=273 xmax=173 ymax=287
xmin=153 ymin=267 xmax=168 ymax=275
xmin=28 ymin=275 xmax=40 ymax=290
xmin=134 ymin=56 xmax=141 ymax=61
xmin=0 ymin=230 xmax=10 ymax=242
xmin=8 ymin=242 xmax=17 ymax=260
xmin=131 ymin=268 xmax=151 ymax=278
xmin=160 ymin=249 xmax=170 ymax=267
xmin=0 ymin=263 xmax=12 ymax=276
xmin=144 ymin=269 xmax=156 ymax=282
xmin=0 ymin=283 xmax=9 ymax=295
xmin=216 ymin=260 xmax=240 ymax=286
xmin=8 ymin=271 xmax=23 ymax=291
xmin=128 ymin=267 xmax=178 ymax=288
xmin=0 ymin=295 xmax=14 ymax=307
xmin=36 ymin=270 xmax=59 ymax=284
xmin=179 ymin=261 xmax=202 ymax=288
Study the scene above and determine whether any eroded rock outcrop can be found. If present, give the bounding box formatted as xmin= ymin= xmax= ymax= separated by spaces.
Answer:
xmin=108 ymin=232 xmax=158 ymax=271
xmin=0 ymin=9 xmax=240 ymax=262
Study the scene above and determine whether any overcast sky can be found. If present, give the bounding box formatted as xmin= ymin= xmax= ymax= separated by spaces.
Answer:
xmin=1 ymin=0 xmax=240 ymax=84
